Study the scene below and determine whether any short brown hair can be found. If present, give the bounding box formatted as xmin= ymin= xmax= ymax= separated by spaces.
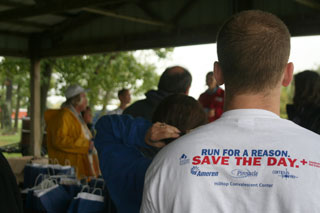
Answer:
xmin=217 ymin=10 xmax=290 ymax=95
xmin=118 ymin=88 xmax=129 ymax=98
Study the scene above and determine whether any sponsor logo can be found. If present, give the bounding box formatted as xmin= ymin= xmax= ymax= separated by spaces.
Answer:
xmin=180 ymin=154 xmax=190 ymax=165
xmin=190 ymin=166 xmax=219 ymax=177
xmin=230 ymin=169 xmax=258 ymax=178
xmin=191 ymin=166 xmax=200 ymax=175
xmin=272 ymin=169 xmax=298 ymax=179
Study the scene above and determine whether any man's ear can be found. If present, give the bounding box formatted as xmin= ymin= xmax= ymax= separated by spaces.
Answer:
xmin=282 ymin=62 xmax=294 ymax=87
xmin=214 ymin=61 xmax=224 ymax=85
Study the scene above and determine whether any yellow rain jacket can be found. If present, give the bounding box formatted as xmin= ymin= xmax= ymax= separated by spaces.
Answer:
xmin=44 ymin=108 xmax=92 ymax=178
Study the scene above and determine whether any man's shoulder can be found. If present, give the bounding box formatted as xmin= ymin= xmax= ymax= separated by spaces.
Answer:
xmin=155 ymin=117 xmax=320 ymax=158
xmin=123 ymin=99 xmax=148 ymax=113
xmin=199 ymin=91 xmax=209 ymax=98
xmin=60 ymin=108 xmax=77 ymax=119
xmin=123 ymin=99 xmax=154 ymax=120
xmin=217 ymin=87 xmax=224 ymax=96
xmin=125 ymin=99 xmax=148 ymax=109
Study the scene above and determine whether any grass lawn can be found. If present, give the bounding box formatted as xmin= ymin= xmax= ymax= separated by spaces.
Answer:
xmin=0 ymin=132 xmax=20 ymax=146
xmin=0 ymin=120 xmax=22 ymax=158
xmin=0 ymin=120 xmax=22 ymax=145
xmin=3 ymin=152 xmax=22 ymax=158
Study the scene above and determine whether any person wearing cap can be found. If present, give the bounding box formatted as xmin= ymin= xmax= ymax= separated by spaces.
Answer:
xmin=45 ymin=85 xmax=94 ymax=178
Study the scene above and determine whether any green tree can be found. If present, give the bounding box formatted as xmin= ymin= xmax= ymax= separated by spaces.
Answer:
xmin=0 ymin=58 xmax=30 ymax=133
xmin=0 ymin=48 xmax=172 ymax=134
xmin=52 ymin=49 xmax=171 ymax=110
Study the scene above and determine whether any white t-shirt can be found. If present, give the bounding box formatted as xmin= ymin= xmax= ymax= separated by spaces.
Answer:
xmin=141 ymin=109 xmax=320 ymax=213
xmin=108 ymin=107 xmax=123 ymax=115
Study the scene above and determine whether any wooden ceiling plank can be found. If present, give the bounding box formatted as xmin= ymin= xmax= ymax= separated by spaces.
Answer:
xmin=83 ymin=7 xmax=172 ymax=28
xmin=49 ymin=13 xmax=99 ymax=39
xmin=136 ymin=1 xmax=165 ymax=23
xmin=0 ymin=48 xmax=28 ymax=58
xmin=295 ymin=0 xmax=320 ymax=10
xmin=0 ymin=0 xmax=131 ymax=21
xmin=0 ymin=0 xmax=30 ymax=8
xmin=171 ymin=0 xmax=198 ymax=24
xmin=232 ymin=0 xmax=253 ymax=13
xmin=48 ymin=3 xmax=133 ymax=39
xmin=5 ymin=20 xmax=50 ymax=29
xmin=0 ymin=29 xmax=28 ymax=38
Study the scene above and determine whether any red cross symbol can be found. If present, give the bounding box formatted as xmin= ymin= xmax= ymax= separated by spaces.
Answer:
xmin=300 ymin=159 xmax=308 ymax=165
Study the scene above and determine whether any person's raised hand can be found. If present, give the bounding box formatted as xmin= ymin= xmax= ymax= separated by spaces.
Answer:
xmin=145 ymin=122 xmax=180 ymax=148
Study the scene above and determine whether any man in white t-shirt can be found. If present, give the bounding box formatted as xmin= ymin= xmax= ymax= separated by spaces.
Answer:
xmin=140 ymin=10 xmax=320 ymax=213
xmin=108 ymin=89 xmax=131 ymax=115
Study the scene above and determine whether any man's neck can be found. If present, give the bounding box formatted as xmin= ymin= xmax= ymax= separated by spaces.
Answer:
xmin=119 ymin=103 xmax=127 ymax=110
xmin=224 ymin=89 xmax=281 ymax=115
xmin=208 ymin=85 xmax=217 ymax=91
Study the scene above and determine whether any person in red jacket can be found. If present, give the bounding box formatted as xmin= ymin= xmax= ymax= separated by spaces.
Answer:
xmin=198 ymin=71 xmax=224 ymax=122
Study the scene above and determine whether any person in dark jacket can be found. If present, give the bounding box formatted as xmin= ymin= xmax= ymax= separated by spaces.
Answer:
xmin=286 ymin=70 xmax=320 ymax=134
xmin=123 ymin=66 xmax=192 ymax=121
xmin=94 ymin=94 xmax=207 ymax=213
xmin=0 ymin=152 xmax=23 ymax=213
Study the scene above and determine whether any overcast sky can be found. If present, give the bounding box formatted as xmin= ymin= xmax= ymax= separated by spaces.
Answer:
xmin=49 ymin=35 xmax=320 ymax=108
xmin=157 ymin=35 xmax=320 ymax=99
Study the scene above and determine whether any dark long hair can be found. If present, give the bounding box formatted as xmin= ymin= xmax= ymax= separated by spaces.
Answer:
xmin=293 ymin=70 xmax=320 ymax=108
xmin=152 ymin=94 xmax=207 ymax=143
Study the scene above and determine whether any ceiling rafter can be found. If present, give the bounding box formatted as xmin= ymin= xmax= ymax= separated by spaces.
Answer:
xmin=232 ymin=0 xmax=253 ymax=13
xmin=83 ymin=7 xmax=173 ymax=28
xmin=4 ymin=20 xmax=50 ymax=29
xmin=40 ymin=23 xmax=220 ymax=57
xmin=135 ymin=1 xmax=165 ymax=23
xmin=0 ymin=48 xmax=28 ymax=58
xmin=295 ymin=0 xmax=320 ymax=10
xmin=46 ymin=2 xmax=134 ymax=41
xmin=0 ymin=29 xmax=29 ymax=38
xmin=0 ymin=0 xmax=31 ymax=8
xmin=48 ymin=13 xmax=99 ymax=39
xmin=171 ymin=0 xmax=198 ymax=24
xmin=0 ymin=0 xmax=134 ymax=21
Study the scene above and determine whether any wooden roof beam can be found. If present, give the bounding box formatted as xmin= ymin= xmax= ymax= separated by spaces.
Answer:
xmin=0 ymin=1 xmax=30 ymax=8
xmin=0 ymin=30 xmax=28 ymax=38
xmin=232 ymin=0 xmax=253 ymax=13
xmin=48 ymin=2 xmax=136 ymax=39
xmin=136 ymin=1 xmax=165 ymax=23
xmin=83 ymin=7 xmax=173 ymax=28
xmin=295 ymin=0 xmax=320 ymax=10
xmin=0 ymin=0 xmax=129 ymax=21
xmin=48 ymin=13 xmax=99 ymax=39
xmin=5 ymin=20 xmax=50 ymax=29
xmin=171 ymin=0 xmax=198 ymax=24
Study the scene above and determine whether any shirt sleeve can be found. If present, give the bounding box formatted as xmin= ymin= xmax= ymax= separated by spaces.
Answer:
xmin=94 ymin=114 xmax=153 ymax=208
